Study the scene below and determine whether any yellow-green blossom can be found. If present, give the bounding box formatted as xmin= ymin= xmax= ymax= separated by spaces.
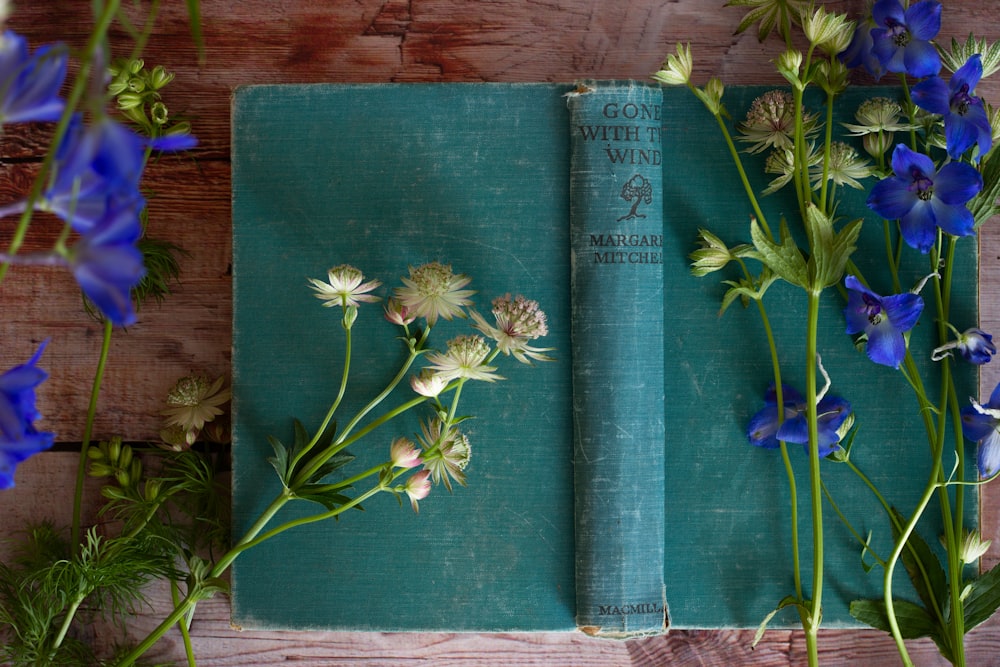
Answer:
xmin=652 ymin=42 xmax=692 ymax=86
xmin=160 ymin=375 xmax=231 ymax=446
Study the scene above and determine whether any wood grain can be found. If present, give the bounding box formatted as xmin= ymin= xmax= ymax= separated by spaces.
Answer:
xmin=2 ymin=1 xmax=999 ymax=664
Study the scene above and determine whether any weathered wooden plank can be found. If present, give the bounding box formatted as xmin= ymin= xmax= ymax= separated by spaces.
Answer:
xmin=3 ymin=0 xmax=1000 ymax=664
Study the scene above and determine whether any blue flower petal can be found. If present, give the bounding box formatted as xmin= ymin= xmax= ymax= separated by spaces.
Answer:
xmin=903 ymin=39 xmax=941 ymax=78
xmin=935 ymin=160 xmax=983 ymax=206
xmin=911 ymin=76 xmax=950 ymax=115
xmin=868 ymin=175 xmax=917 ymax=220
xmin=904 ymin=0 xmax=942 ymax=41
xmin=978 ymin=429 xmax=1000 ymax=477
xmin=930 ymin=200 xmax=975 ymax=238
xmin=898 ymin=202 xmax=938 ymax=252
xmin=866 ymin=319 xmax=908 ymax=367
xmin=748 ymin=405 xmax=782 ymax=449
xmin=882 ymin=291 xmax=924 ymax=333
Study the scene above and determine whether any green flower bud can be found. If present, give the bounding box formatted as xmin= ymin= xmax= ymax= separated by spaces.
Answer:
xmin=776 ymin=50 xmax=804 ymax=90
xmin=151 ymin=101 xmax=169 ymax=125
xmin=116 ymin=92 xmax=144 ymax=111
xmin=129 ymin=58 xmax=145 ymax=75
xmin=127 ymin=76 xmax=146 ymax=93
xmin=149 ymin=65 xmax=175 ymax=90
xmin=802 ymin=7 xmax=854 ymax=56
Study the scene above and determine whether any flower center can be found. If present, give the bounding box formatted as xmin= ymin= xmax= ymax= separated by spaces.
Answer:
xmin=862 ymin=294 xmax=883 ymax=326
xmin=951 ymin=84 xmax=973 ymax=116
xmin=909 ymin=167 xmax=935 ymax=201
xmin=886 ymin=20 xmax=910 ymax=47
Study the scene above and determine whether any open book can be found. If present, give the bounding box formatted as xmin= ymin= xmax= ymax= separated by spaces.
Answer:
xmin=230 ymin=82 xmax=978 ymax=636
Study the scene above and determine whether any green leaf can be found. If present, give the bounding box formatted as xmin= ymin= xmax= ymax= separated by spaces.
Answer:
xmin=185 ymin=0 xmax=206 ymax=63
xmin=963 ymin=559 xmax=1000 ymax=631
xmin=306 ymin=452 xmax=356 ymax=484
xmin=267 ymin=434 xmax=291 ymax=487
xmin=890 ymin=507 xmax=948 ymax=619
xmin=752 ymin=595 xmax=806 ymax=647
xmin=294 ymin=486 xmax=357 ymax=512
xmin=749 ymin=217 xmax=808 ymax=288
xmin=803 ymin=204 xmax=861 ymax=289
xmin=971 ymin=146 xmax=1000 ymax=228
xmin=849 ymin=598 xmax=944 ymax=645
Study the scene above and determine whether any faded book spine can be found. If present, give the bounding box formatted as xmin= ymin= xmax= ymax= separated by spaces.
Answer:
xmin=567 ymin=82 xmax=667 ymax=637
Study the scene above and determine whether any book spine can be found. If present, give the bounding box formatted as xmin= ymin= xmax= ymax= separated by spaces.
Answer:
xmin=567 ymin=82 xmax=667 ymax=637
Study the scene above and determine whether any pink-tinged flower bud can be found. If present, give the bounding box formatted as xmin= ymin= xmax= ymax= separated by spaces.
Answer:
xmin=390 ymin=436 xmax=422 ymax=469
xmin=404 ymin=469 xmax=431 ymax=513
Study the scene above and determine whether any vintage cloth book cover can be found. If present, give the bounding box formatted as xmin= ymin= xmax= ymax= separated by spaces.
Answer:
xmin=230 ymin=82 xmax=978 ymax=633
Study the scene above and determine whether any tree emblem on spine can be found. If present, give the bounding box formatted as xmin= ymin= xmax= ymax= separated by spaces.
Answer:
xmin=617 ymin=173 xmax=653 ymax=221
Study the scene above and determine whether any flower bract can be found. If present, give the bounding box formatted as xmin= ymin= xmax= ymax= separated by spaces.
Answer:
xmin=746 ymin=383 xmax=852 ymax=457
xmin=912 ymin=54 xmax=993 ymax=160
xmin=869 ymin=0 xmax=942 ymax=78
xmin=418 ymin=418 xmax=471 ymax=492
xmin=867 ymin=144 xmax=982 ymax=252
xmin=0 ymin=341 xmax=55 ymax=489
xmin=843 ymin=275 xmax=923 ymax=368
xmin=960 ymin=382 xmax=1000 ymax=477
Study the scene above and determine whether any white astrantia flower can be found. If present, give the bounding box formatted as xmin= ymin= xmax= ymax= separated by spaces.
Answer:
xmin=418 ymin=418 xmax=471 ymax=492
xmin=393 ymin=261 xmax=475 ymax=326
xmin=403 ymin=469 xmax=431 ymax=513
xmin=390 ymin=436 xmax=422 ymax=469
xmin=423 ymin=334 xmax=502 ymax=383
xmin=471 ymin=293 xmax=554 ymax=364
xmin=308 ymin=264 xmax=382 ymax=309
xmin=160 ymin=375 xmax=231 ymax=445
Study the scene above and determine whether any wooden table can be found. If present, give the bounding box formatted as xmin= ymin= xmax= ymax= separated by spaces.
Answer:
xmin=4 ymin=1 xmax=1000 ymax=664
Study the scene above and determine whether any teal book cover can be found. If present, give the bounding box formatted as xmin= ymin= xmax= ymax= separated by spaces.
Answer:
xmin=230 ymin=82 xmax=978 ymax=632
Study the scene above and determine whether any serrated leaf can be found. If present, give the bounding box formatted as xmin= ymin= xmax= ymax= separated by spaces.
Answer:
xmin=849 ymin=599 xmax=943 ymax=645
xmin=294 ymin=486 xmax=356 ymax=512
xmin=750 ymin=217 xmax=808 ymax=288
xmin=267 ymin=434 xmax=291 ymax=487
xmin=805 ymin=205 xmax=862 ymax=289
xmin=963 ymin=559 xmax=1000 ymax=631
xmin=306 ymin=452 xmax=356 ymax=484
xmin=971 ymin=147 xmax=1000 ymax=228
xmin=890 ymin=507 xmax=949 ymax=619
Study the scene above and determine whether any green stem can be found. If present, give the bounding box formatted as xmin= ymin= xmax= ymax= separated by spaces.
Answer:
xmin=48 ymin=591 xmax=87 ymax=658
xmin=170 ymin=579 xmax=197 ymax=667
xmin=708 ymin=108 xmax=773 ymax=238
xmin=803 ymin=289 xmax=823 ymax=667
xmin=288 ymin=315 xmax=354 ymax=473
xmin=71 ymin=319 xmax=113 ymax=553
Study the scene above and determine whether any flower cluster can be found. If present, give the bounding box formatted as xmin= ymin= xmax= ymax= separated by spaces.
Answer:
xmin=0 ymin=30 xmax=196 ymax=327
xmin=307 ymin=263 xmax=552 ymax=514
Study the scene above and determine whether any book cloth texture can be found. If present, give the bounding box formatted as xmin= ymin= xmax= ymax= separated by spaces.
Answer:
xmin=230 ymin=82 xmax=978 ymax=632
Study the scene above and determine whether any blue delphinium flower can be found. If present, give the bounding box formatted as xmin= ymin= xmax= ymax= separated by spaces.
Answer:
xmin=0 ymin=30 xmax=67 ymax=124
xmin=870 ymin=0 xmax=942 ymax=78
xmin=960 ymin=382 xmax=1000 ymax=477
xmin=0 ymin=341 xmax=55 ymax=489
xmin=747 ymin=383 xmax=852 ymax=457
xmin=839 ymin=19 xmax=885 ymax=80
xmin=933 ymin=327 xmax=997 ymax=365
xmin=867 ymin=144 xmax=983 ymax=252
xmin=843 ymin=275 xmax=924 ymax=368
xmin=70 ymin=195 xmax=147 ymax=327
xmin=912 ymin=54 xmax=993 ymax=160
